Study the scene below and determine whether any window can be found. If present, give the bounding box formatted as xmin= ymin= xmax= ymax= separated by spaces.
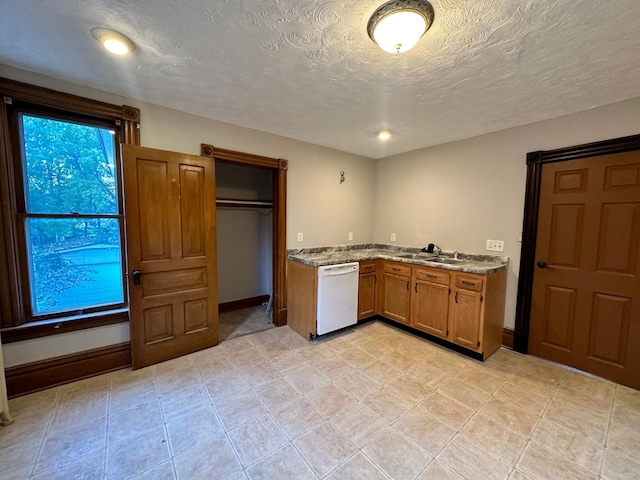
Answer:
xmin=0 ymin=77 xmax=140 ymax=333
xmin=17 ymin=113 xmax=125 ymax=317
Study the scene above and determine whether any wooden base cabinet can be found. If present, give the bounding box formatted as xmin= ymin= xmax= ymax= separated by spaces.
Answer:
xmin=380 ymin=262 xmax=411 ymax=325
xmin=358 ymin=261 xmax=377 ymax=320
xmin=449 ymin=271 xmax=507 ymax=358
xmin=411 ymin=268 xmax=450 ymax=338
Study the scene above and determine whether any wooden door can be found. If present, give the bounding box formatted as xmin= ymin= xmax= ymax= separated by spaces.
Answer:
xmin=123 ymin=145 xmax=218 ymax=369
xmin=381 ymin=272 xmax=411 ymax=324
xmin=529 ymin=151 xmax=640 ymax=388
xmin=413 ymin=280 xmax=449 ymax=338
xmin=358 ymin=272 xmax=377 ymax=320
xmin=450 ymin=287 xmax=482 ymax=351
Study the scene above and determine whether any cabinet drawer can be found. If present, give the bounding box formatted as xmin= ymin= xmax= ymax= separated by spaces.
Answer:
xmin=383 ymin=262 xmax=411 ymax=277
xmin=455 ymin=275 xmax=483 ymax=292
xmin=414 ymin=268 xmax=450 ymax=285
xmin=359 ymin=261 xmax=377 ymax=274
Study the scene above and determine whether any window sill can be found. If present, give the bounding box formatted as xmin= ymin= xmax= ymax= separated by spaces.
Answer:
xmin=0 ymin=309 xmax=129 ymax=344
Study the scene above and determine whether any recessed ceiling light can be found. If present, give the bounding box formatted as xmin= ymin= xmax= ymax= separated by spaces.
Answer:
xmin=91 ymin=27 xmax=136 ymax=55
xmin=376 ymin=130 xmax=393 ymax=140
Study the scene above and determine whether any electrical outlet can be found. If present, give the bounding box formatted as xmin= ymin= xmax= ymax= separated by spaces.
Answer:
xmin=391 ymin=233 xmax=396 ymax=242
xmin=348 ymin=232 xmax=353 ymax=241
xmin=297 ymin=232 xmax=303 ymax=243
xmin=486 ymin=239 xmax=504 ymax=251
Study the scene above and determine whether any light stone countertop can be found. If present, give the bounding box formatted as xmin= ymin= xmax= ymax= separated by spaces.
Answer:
xmin=287 ymin=244 xmax=508 ymax=275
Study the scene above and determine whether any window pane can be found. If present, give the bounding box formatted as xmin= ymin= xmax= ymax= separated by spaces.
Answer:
xmin=21 ymin=114 xmax=117 ymax=215
xmin=26 ymin=218 xmax=124 ymax=315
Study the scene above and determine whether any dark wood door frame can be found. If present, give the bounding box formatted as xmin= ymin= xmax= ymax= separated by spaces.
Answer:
xmin=201 ymin=143 xmax=288 ymax=327
xmin=514 ymin=134 xmax=640 ymax=353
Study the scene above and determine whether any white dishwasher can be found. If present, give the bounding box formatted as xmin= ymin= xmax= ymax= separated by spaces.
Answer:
xmin=316 ymin=262 xmax=359 ymax=336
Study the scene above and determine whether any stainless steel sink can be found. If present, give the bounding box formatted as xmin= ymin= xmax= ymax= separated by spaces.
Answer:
xmin=396 ymin=253 xmax=464 ymax=264
xmin=396 ymin=253 xmax=437 ymax=260
xmin=425 ymin=256 xmax=465 ymax=264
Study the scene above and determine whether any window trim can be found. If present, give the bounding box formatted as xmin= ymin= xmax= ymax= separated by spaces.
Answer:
xmin=0 ymin=76 xmax=140 ymax=335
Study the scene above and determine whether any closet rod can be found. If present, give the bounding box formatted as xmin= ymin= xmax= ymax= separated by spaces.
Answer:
xmin=216 ymin=198 xmax=273 ymax=208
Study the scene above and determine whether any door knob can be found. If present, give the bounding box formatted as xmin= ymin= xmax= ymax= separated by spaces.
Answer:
xmin=536 ymin=261 xmax=552 ymax=269
xmin=132 ymin=269 xmax=142 ymax=285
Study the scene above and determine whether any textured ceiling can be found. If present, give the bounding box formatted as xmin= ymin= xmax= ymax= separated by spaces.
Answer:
xmin=0 ymin=0 xmax=639 ymax=159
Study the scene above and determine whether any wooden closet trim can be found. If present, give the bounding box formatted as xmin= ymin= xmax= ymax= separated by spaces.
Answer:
xmin=514 ymin=133 xmax=640 ymax=353
xmin=201 ymin=143 xmax=288 ymax=327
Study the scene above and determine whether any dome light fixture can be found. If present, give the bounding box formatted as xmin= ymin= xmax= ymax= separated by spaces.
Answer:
xmin=376 ymin=130 xmax=393 ymax=140
xmin=367 ymin=0 xmax=435 ymax=54
xmin=91 ymin=27 xmax=136 ymax=55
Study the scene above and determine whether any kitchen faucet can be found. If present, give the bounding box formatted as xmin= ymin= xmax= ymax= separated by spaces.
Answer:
xmin=421 ymin=243 xmax=441 ymax=255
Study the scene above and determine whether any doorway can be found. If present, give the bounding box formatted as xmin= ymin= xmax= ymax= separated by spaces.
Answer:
xmin=200 ymin=143 xmax=288 ymax=329
xmin=515 ymin=134 xmax=640 ymax=389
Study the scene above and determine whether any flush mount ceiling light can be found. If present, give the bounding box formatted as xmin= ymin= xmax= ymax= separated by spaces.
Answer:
xmin=376 ymin=130 xmax=393 ymax=140
xmin=91 ymin=27 xmax=136 ymax=55
xmin=367 ymin=0 xmax=435 ymax=54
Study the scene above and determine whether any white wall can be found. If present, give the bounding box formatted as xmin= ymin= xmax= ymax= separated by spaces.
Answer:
xmin=0 ymin=66 xmax=376 ymax=367
xmin=374 ymin=98 xmax=640 ymax=329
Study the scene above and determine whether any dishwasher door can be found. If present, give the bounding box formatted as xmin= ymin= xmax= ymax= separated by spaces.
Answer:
xmin=316 ymin=262 xmax=359 ymax=336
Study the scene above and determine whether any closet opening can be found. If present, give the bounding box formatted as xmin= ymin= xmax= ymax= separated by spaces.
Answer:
xmin=200 ymin=143 xmax=287 ymax=341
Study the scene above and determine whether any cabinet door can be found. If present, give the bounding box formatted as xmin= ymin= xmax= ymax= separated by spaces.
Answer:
xmin=450 ymin=288 xmax=482 ymax=351
xmin=358 ymin=272 xmax=377 ymax=320
xmin=381 ymin=272 xmax=411 ymax=325
xmin=412 ymin=280 xmax=449 ymax=338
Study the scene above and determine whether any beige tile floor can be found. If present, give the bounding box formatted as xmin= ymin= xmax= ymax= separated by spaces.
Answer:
xmin=1 ymin=320 xmax=640 ymax=480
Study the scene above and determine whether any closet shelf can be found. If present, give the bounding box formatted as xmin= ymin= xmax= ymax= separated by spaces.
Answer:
xmin=216 ymin=198 xmax=273 ymax=208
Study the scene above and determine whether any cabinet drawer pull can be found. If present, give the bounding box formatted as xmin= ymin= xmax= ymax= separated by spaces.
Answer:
xmin=461 ymin=280 xmax=476 ymax=286
xmin=392 ymin=267 xmax=401 ymax=272
xmin=455 ymin=291 xmax=458 ymax=303
xmin=415 ymin=283 xmax=418 ymax=293
xmin=426 ymin=274 xmax=438 ymax=279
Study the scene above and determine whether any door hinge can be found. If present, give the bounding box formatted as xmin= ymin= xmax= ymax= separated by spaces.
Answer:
xmin=480 ymin=295 xmax=484 ymax=302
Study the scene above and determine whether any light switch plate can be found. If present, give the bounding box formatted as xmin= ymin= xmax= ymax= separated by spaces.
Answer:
xmin=348 ymin=232 xmax=353 ymax=241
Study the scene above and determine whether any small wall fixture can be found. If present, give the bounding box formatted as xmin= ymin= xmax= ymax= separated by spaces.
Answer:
xmin=368 ymin=0 xmax=435 ymax=54
xmin=91 ymin=28 xmax=136 ymax=55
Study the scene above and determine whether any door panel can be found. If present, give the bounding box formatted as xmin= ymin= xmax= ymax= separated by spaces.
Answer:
xmin=413 ymin=281 xmax=449 ymax=338
xmin=587 ymin=293 xmax=630 ymax=366
xmin=540 ymin=285 xmax=576 ymax=351
xmin=450 ymin=289 xmax=482 ymax=351
xmin=596 ymin=203 xmax=639 ymax=273
xmin=548 ymin=204 xmax=584 ymax=268
xmin=529 ymin=151 xmax=640 ymax=389
xmin=123 ymin=145 xmax=218 ymax=369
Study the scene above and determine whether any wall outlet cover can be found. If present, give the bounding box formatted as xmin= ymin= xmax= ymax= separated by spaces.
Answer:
xmin=348 ymin=232 xmax=353 ymax=241
xmin=486 ymin=239 xmax=504 ymax=251
xmin=297 ymin=232 xmax=303 ymax=242
xmin=391 ymin=233 xmax=396 ymax=242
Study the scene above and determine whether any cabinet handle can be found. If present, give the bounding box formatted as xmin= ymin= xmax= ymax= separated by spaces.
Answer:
xmin=426 ymin=274 xmax=438 ymax=279
xmin=392 ymin=267 xmax=401 ymax=272
xmin=415 ymin=283 xmax=418 ymax=293
xmin=461 ymin=280 xmax=475 ymax=286
xmin=406 ymin=281 xmax=409 ymax=290
xmin=455 ymin=291 xmax=458 ymax=303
